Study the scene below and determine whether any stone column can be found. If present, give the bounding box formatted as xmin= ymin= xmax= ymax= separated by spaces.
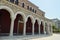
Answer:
xmin=49 ymin=24 xmax=51 ymax=34
xmin=32 ymin=22 xmax=34 ymax=35
xmin=39 ymin=23 xmax=40 ymax=35
xmin=23 ymin=21 xmax=26 ymax=36
xmin=43 ymin=22 xmax=46 ymax=34
xmin=10 ymin=18 xmax=14 ymax=36
xmin=48 ymin=24 xmax=50 ymax=34
xmin=50 ymin=25 xmax=53 ymax=35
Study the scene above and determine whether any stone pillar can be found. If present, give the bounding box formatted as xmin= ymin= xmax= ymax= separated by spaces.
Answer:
xmin=49 ymin=24 xmax=51 ymax=34
xmin=51 ymin=25 xmax=53 ymax=35
xmin=39 ymin=23 xmax=40 ymax=35
xmin=10 ymin=18 xmax=14 ymax=36
xmin=46 ymin=24 xmax=49 ymax=34
xmin=32 ymin=22 xmax=34 ymax=35
xmin=43 ymin=22 xmax=46 ymax=34
xmin=48 ymin=24 xmax=50 ymax=34
xmin=23 ymin=21 xmax=26 ymax=36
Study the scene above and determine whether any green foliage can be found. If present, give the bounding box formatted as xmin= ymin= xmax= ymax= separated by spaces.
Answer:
xmin=52 ymin=25 xmax=60 ymax=33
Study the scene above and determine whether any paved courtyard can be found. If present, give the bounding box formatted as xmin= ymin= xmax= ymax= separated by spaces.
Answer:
xmin=0 ymin=33 xmax=60 ymax=40
xmin=31 ymin=34 xmax=60 ymax=40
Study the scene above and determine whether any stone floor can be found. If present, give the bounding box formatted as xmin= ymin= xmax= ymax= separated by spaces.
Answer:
xmin=31 ymin=33 xmax=60 ymax=40
xmin=0 ymin=33 xmax=60 ymax=40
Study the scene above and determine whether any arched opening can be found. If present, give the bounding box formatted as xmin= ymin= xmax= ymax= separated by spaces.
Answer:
xmin=40 ymin=21 xmax=44 ymax=34
xmin=0 ymin=9 xmax=11 ymax=36
xmin=34 ymin=20 xmax=39 ymax=34
xmin=13 ymin=14 xmax=24 ymax=35
xmin=26 ymin=17 xmax=32 ymax=35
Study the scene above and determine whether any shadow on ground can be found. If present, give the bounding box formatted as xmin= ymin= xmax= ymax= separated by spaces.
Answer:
xmin=0 ymin=34 xmax=52 ymax=40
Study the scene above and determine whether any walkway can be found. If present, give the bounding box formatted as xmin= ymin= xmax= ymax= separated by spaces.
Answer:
xmin=0 ymin=34 xmax=60 ymax=40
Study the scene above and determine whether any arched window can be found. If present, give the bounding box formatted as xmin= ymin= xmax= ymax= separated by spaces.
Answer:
xmin=34 ymin=20 xmax=39 ymax=34
xmin=40 ymin=21 xmax=44 ymax=34
xmin=15 ymin=0 xmax=18 ymax=5
xmin=10 ymin=0 xmax=14 ymax=3
xmin=27 ymin=6 xmax=29 ymax=10
xmin=22 ymin=3 xmax=25 ymax=8
xmin=13 ymin=14 xmax=24 ymax=35
xmin=32 ymin=9 xmax=34 ymax=12
xmin=26 ymin=17 xmax=32 ymax=35
xmin=0 ymin=9 xmax=11 ymax=36
xmin=35 ymin=10 xmax=37 ymax=13
xmin=30 ymin=7 xmax=32 ymax=11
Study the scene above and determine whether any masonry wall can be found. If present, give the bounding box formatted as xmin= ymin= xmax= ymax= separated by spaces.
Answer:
xmin=15 ymin=0 xmax=45 ymax=18
xmin=0 ymin=0 xmax=53 ymax=36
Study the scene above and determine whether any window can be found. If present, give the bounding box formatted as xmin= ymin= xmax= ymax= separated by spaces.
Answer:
xmin=10 ymin=0 xmax=14 ymax=3
xmin=27 ymin=6 xmax=29 ymax=10
xmin=42 ymin=14 xmax=44 ymax=16
xmin=27 ymin=6 xmax=37 ymax=13
xmin=15 ymin=0 xmax=18 ymax=5
xmin=30 ymin=7 xmax=32 ymax=11
xmin=22 ymin=3 xmax=25 ymax=8
xmin=35 ymin=10 xmax=37 ymax=13
xmin=32 ymin=9 xmax=34 ymax=12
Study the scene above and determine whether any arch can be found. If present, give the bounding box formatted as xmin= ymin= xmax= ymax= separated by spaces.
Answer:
xmin=40 ymin=21 xmax=44 ymax=34
xmin=0 ymin=6 xmax=14 ymax=18
xmin=34 ymin=18 xmax=40 ymax=24
xmin=13 ymin=12 xmax=25 ymax=35
xmin=0 ymin=9 xmax=11 ymax=36
xmin=26 ymin=17 xmax=33 ymax=35
xmin=14 ymin=11 xmax=26 ymax=21
xmin=26 ymin=15 xmax=34 ymax=23
xmin=34 ymin=20 xmax=39 ymax=34
xmin=0 ymin=6 xmax=14 ymax=36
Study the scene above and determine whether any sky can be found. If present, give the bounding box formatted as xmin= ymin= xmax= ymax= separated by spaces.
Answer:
xmin=29 ymin=0 xmax=60 ymax=20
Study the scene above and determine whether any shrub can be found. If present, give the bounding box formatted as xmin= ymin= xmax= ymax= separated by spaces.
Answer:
xmin=52 ymin=26 xmax=60 ymax=33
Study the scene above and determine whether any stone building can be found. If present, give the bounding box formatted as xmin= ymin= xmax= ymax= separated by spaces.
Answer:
xmin=0 ymin=0 xmax=53 ymax=37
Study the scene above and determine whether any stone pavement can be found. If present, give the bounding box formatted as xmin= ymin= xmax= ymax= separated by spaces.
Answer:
xmin=0 ymin=34 xmax=60 ymax=40
xmin=31 ymin=34 xmax=60 ymax=40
